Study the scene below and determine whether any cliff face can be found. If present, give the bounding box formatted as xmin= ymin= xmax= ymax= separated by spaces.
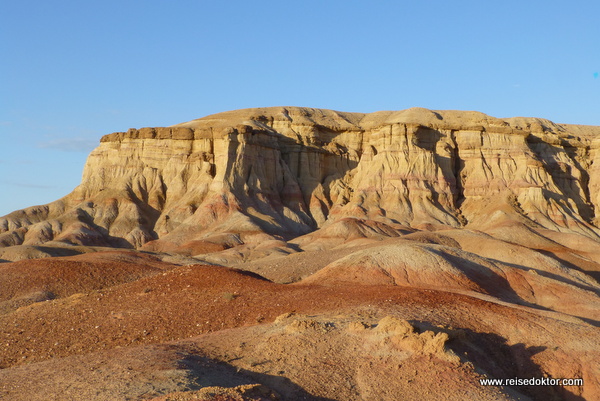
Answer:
xmin=2 ymin=106 xmax=600 ymax=251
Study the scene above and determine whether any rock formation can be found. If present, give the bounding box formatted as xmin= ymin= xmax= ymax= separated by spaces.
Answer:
xmin=1 ymin=107 xmax=599 ymax=401
xmin=2 ymin=107 xmax=600 ymax=256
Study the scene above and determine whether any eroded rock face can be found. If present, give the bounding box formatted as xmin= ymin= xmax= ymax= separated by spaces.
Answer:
xmin=2 ymin=106 xmax=600 ymax=251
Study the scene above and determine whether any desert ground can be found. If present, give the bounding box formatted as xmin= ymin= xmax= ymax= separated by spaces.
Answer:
xmin=1 ymin=107 xmax=599 ymax=400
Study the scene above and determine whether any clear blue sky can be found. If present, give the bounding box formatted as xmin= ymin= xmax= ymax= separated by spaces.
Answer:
xmin=1 ymin=0 xmax=599 ymax=216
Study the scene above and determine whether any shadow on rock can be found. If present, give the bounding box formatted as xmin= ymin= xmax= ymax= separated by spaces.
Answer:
xmin=411 ymin=323 xmax=584 ymax=401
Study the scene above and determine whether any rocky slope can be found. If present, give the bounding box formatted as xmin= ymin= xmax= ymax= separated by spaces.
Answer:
xmin=0 ymin=255 xmax=597 ymax=400
xmin=1 ymin=107 xmax=599 ymax=400
xmin=3 ymin=107 xmax=600 ymax=256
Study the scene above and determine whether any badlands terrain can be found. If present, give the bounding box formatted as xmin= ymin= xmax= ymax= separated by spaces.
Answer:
xmin=0 ymin=106 xmax=599 ymax=400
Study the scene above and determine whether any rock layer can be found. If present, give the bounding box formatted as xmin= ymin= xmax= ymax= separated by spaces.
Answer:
xmin=2 ymin=107 xmax=600 ymax=251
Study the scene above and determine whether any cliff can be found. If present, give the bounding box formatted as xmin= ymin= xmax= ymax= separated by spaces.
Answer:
xmin=3 ymin=106 xmax=600 ymax=254
xmin=2 ymin=107 xmax=600 ymax=400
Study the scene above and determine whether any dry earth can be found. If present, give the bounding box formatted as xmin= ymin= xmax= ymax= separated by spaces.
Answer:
xmin=1 ymin=107 xmax=599 ymax=400
xmin=0 ymin=243 xmax=597 ymax=400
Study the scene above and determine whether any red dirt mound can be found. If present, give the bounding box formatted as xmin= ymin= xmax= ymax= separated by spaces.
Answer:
xmin=0 ymin=251 xmax=174 ymax=308
xmin=0 ymin=255 xmax=597 ymax=400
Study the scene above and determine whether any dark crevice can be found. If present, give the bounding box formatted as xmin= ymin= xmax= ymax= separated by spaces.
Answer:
xmin=563 ymin=141 xmax=595 ymax=222
xmin=525 ymin=134 xmax=596 ymax=224
xmin=450 ymin=131 xmax=466 ymax=224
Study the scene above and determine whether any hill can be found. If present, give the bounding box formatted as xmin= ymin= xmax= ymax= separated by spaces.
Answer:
xmin=1 ymin=107 xmax=598 ymax=400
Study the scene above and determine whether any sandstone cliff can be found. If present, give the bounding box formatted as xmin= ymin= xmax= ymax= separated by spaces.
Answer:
xmin=1 ymin=107 xmax=600 ymax=401
xmin=3 ymin=107 xmax=600 ymax=253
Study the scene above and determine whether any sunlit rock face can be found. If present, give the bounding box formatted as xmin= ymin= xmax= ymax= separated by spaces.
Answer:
xmin=2 ymin=106 xmax=600 ymax=250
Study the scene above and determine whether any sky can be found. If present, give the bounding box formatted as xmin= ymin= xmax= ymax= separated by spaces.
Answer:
xmin=1 ymin=0 xmax=599 ymax=216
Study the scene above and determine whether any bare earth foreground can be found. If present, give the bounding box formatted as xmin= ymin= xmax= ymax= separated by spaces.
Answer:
xmin=1 ymin=107 xmax=599 ymax=400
